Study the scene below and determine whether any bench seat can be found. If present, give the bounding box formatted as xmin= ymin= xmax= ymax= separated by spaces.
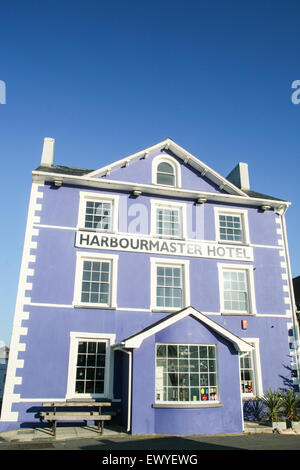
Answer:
xmin=39 ymin=401 xmax=113 ymax=437
xmin=40 ymin=411 xmax=112 ymax=420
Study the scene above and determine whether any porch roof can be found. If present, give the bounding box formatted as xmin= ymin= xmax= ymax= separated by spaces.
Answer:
xmin=114 ymin=306 xmax=254 ymax=352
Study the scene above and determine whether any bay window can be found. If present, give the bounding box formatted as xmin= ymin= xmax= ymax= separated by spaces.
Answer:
xmin=156 ymin=343 xmax=218 ymax=403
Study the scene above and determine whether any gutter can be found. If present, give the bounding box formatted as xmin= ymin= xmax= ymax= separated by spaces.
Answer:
xmin=31 ymin=170 xmax=290 ymax=211
xmin=280 ymin=207 xmax=300 ymax=389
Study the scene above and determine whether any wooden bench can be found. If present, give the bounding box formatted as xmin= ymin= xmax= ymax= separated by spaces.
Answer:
xmin=40 ymin=400 xmax=112 ymax=437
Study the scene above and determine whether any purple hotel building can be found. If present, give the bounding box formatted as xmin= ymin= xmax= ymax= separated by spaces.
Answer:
xmin=1 ymin=137 xmax=299 ymax=435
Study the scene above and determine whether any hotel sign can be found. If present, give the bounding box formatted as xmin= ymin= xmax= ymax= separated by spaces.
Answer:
xmin=75 ymin=231 xmax=253 ymax=261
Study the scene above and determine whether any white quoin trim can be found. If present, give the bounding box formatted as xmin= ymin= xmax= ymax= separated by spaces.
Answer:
xmin=1 ymin=182 xmax=44 ymax=422
xmin=119 ymin=306 xmax=254 ymax=352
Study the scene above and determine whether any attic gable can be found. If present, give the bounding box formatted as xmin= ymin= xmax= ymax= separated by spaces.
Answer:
xmin=88 ymin=138 xmax=248 ymax=197
xmin=34 ymin=137 xmax=289 ymax=211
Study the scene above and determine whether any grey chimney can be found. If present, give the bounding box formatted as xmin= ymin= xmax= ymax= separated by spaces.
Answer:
xmin=226 ymin=162 xmax=250 ymax=191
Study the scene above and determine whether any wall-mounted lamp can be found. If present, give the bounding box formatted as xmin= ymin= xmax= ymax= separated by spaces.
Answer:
xmin=53 ymin=179 xmax=63 ymax=187
xmin=260 ymin=205 xmax=271 ymax=211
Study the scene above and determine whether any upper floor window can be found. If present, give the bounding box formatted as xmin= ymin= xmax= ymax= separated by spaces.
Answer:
xmin=78 ymin=192 xmax=119 ymax=232
xmin=150 ymin=258 xmax=190 ymax=312
xmin=218 ymin=263 xmax=256 ymax=315
xmin=157 ymin=162 xmax=175 ymax=186
xmin=214 ymin=208 xmax=250 ymax=244
xmin=150 ymin=200 xmax=187 ymax=239
xmin=152 ymin=156 xmax=181 ymax=188
xmin=73 ymin=252 xmax=118 ymax=309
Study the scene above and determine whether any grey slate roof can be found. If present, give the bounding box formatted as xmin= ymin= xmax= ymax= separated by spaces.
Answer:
xmin=242 ymin=189 xmax=286 ymax=202
xmin=35 ymin=164 xmax=94 ymax=176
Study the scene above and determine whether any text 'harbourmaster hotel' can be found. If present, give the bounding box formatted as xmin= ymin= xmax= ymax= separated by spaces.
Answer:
xmin=1 ymin=137 xmax=299 ymax=434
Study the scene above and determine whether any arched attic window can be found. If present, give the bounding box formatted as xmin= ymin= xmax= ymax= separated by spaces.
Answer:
xmin=153 ymin=156 xmax=181 ymax=187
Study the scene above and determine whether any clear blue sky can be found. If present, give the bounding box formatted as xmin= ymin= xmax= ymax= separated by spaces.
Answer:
xmin=0 ymin=0 xmax=299 ymax=346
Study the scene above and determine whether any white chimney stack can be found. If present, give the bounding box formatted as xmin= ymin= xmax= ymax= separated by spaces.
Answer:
xmin=40 ymin=137 xmax=55 ymax=166
xmin=226 ymin=162 xmax=250 ymax=191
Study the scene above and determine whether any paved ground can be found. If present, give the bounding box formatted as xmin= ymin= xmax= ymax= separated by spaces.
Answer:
xmin=1 ymin=423 xmax=300 ymax=452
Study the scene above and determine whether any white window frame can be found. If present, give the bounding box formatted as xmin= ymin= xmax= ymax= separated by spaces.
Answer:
xmin=155 ymin=342 xmax=219 ymax=405
xmin=73 ymin=251 xmax=118 ymax=309
xmin=66 ymin=332 xmax=116 ymax=399
xmin=218 ymin=263 xmax=257 ymax=315
xmin=77 ymin=191 xmax=119 ymax=232
xmin=239 ymin=338 xmax=263 ymax=399
xmin=150 ymin=257 xmax=190 ymax=312
xmin=214 ymin=207 xmax=250 ymax=245
xmin=152 ymin=155 xmax=182 ymax=188
xmin=150 ymin=199 xmax=187 ymax=239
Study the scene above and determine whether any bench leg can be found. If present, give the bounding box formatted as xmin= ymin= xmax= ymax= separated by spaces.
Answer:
xmin=53 ymin=420 xmax=57 ymax=438
xmin=97 ymin=420 xmax=104 ymax=434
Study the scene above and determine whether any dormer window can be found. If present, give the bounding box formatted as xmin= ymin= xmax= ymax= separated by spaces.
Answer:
xmin=153 ymin=156 xmax=181 ymax=188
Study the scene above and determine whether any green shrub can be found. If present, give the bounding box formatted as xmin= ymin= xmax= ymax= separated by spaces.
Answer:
xmin=280 ymin=389 xmax=300 ymax=423
xmin=259 ymin=389 xmax=284 ymax=423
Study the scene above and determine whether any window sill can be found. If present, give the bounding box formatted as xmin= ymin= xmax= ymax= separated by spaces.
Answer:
xmin=152 ymin=403 xmax=224 ymax=409
xmin=151 ymin=307 xmax=184 ymax=313
xmin=73 ymin=304 xmax=117 ymax=310
xmin=221 ymin=312 xmax=256 ymax=316
xmin=242 ymin=395 xmax=259 ymax=401
xmin=217 ymin=241 xmax=250 ymax=246
xmin=151 ymin=235 xmax=186 ymax=241
xmin=77 ymin=227 xmax=116 ymax=234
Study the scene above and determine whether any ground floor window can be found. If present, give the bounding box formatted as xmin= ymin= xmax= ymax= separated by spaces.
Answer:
xmin=66 ymin=333 xmax=116 ymax=399
xmin=155 ymin=343 xmax=218 ymax=403
xmin=75 ymin=340 xmax=106 ymax=394
xmin=239 ymin=339 xmax=262 ymax=398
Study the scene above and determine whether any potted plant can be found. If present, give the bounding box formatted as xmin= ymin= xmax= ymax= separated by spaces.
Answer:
xmin=281 ymin=388 xmax=300 ymax=429
xmin=259 ymin=388 xmax=286 ymax=430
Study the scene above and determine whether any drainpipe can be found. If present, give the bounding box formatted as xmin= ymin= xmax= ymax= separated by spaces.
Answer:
xmin=114 ymin=346 xmax=132 ymax=433
xmin=280 ymin=208 xmax=300 ymax=390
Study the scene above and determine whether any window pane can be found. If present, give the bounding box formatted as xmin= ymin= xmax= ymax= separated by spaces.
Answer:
xmin=168 ymin=345 xmax=178 ymax=357
xmin=158 ymin=162 xmax=174 ymax=173
xmin=157 ymin=345 xmax=166 ymax=357
xmin=157 ymin=173 xmax=174 ymax=186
